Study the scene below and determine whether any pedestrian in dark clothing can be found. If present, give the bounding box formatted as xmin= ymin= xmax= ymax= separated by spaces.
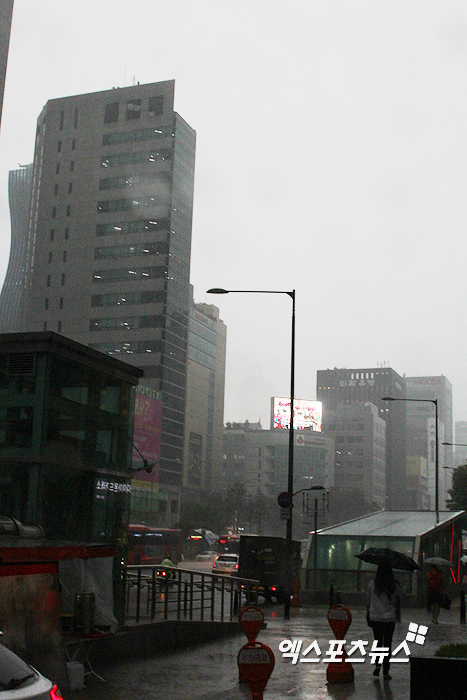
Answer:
xmin=426 ymin=564 xmax=444 ymax=624
xmin=367 ymin=562 xmax=402 ymax=680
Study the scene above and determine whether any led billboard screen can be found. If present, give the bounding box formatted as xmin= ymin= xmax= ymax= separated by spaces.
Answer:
xmin=272 ymin=397 xmax=322 ymax=432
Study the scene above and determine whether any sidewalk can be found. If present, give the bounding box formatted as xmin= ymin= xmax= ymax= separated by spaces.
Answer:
xmin=70 ymin=602 xmax=467 ymax=699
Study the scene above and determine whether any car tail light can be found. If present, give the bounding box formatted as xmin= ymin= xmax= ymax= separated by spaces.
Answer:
xmin=271 ymin=586 xmax=277 ymax=592
xmin=235 ymin=563 xmax=238 ymax=569
xmin=212 ymin=562 xmax=216 ymax=568
xmin=50 ymin=686 xmax=63 ymax=699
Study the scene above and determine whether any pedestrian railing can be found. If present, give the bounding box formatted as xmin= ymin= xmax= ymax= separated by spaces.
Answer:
xmin=125 ymin=565 xmax=260 ymax=624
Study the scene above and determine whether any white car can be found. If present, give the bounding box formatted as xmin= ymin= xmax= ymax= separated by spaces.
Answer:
xmin=196 ymin=550 xmax=218 ymax=561
xmin=0 ymin=641 xmax=62 ymax=699
xmin=212 ymin=553 xmax=239 ymax=575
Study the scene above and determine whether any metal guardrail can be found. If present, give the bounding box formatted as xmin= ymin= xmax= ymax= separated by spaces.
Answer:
xmin=125 ymin=565 xmax=260 ymax=624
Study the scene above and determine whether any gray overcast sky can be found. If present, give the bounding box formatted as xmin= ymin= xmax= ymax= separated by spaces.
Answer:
xmin=1 ymin=1 xmax=467 ymax=427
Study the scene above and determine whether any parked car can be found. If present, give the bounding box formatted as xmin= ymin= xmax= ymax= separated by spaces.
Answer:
xmin=0 ymin=640 xmax=62 ymax=699
xmin=212 ymin=553 xmax=239 ymax=575
xmin=196 ymin=551 xmax=218 ymax=561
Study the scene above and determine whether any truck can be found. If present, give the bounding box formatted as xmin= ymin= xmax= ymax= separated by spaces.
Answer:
xmin=237 ymin=534 xmax=301 ymax=604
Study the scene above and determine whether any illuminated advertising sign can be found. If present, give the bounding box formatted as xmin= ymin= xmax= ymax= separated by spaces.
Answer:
xmin=132 ymin=386 xmax=163 ymax=482
xmin=272 ymin=397 xmax=322 ymax=432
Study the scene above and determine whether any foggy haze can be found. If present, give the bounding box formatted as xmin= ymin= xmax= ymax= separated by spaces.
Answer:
xmin=1 ymin=1 xmax=467 ymax=427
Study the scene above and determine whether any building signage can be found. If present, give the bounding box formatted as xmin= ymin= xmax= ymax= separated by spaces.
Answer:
xmin=132 ymin=385 xmax=163 ymax=482
xmin=95 ymin=479 xmax=131 ymax=500
xmin=272 ymin=397 xmax=322 ymax=432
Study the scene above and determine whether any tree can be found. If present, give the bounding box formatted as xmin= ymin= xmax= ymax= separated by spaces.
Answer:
xmin=446 ymin=464 xmax=467 ymax=510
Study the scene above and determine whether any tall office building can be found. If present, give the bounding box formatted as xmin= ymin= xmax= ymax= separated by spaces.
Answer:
xmin=183 ymin=289 xmax=226 ymax=499
xmin=0 ymin=0 xmax=13 ymax=129
xmin=317 ymin=366 xmax=407 ymax=509
xmin=18 ymin=81 xmax=195 ymax=498
xmin=454 ymin=421 xmax=467 ymax=466
xmin=405 ymin=375 xmax=453 ymax=509
xmin=0 ymin=165 xmax=33 ymax=332
xmin=325 ymin=402 xmax=386 ymax=518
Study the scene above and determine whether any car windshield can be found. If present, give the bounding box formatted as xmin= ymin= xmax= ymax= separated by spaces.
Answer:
xmin=0 ymin=644 xmax=36 ymax=690
xmin=217 ymin=555 xmax=237 ymax=562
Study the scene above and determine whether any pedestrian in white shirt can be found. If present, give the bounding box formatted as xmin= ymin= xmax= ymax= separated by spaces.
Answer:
xmin=367 ymin=562 xmax=402 ymax=680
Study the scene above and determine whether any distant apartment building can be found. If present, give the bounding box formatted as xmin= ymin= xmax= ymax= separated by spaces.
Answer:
xmin=0 ymin=81 xmax=196 ymax=517
xmin=325 ymin=402 xmax=386 ymax=518
xmin=183 ymin=290 xmax=226 ymax=499
xmin=0 ymin=165 xmax=33 ymax=332
xmin=317 ymin=366 xmax=407 ymax=509
xmin=405 ymin=375 xmax=453 ymax=509
xmin=0 ymin=0 xmax=13 ymax=129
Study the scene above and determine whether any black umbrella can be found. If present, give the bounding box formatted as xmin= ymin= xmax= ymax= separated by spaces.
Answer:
xmin=355 ymin=547 xmax=419 ymax=571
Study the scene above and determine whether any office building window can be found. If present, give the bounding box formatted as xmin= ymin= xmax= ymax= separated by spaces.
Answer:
xmin=59 ymin=297 xmax=64 ymax=309
xmin=72 ymin=139 xmax=76 ymax=150
xmin=59 ymin=111 xmax=64 ymax=130
xmin=68 ymin=183 xmax=72 ymax=194
xmin=61 ymin=273 xmax=65 ymax=286
xmin=104 ymin=102 xmax=119 ymax=124
xmin=102 ymin=124 xmax=173 ymax=146
xmin=74 ymin=107 xmax=78 ymax=128
xmin=126 ymin=99 xmax=141 ymax=121
xmin=70 ymin=161 xmax=74 ymax=172
xmin=56 ymin=163 xmax=60 ymax=174
xmin=44 ymin=298 xmax=49 ymax=310
xmin=148 ymin=96 xmax=164 ymax=117
xmin=48 ymin=252 xmax=53 ymax=263
xmin=54 ymin=184 xmax=59 ymax=196
xmin=52 ymin=207 xmax=56 ymax=218
xmin=95 ymin=218 xmax=170 ymax=237
xmin=64 ymin=228 xmax=69 ymax=240
xmin=57 ymin=141 xmax=62 ymax=153
xmin=58 ymin=321 xmax=62 ymax=332
xmin=93 ymin=266 xmax=165 ymax=282
xmin=63 ymin=251 xmax=67 ymax=263
xmin=46 ymin=275 xmax=51 ymax=287
xmin=66 ymin=205 xmax=71 ymax=217
xmin=100 ymin=148 xmax=172 ymax=169
xmin=50 ymin=229 xmax=55 ymax=241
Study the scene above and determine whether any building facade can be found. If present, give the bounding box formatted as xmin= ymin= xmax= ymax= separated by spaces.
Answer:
xmin=404 ymin=375 xmax=453 ymax=509
xmin=0 ymin=165 xmax=33 ymax=332
xmin=12 ymin=81 xmax=195 ymax=513
xmin=325 ymin=402 xmax=386 ymax=520
xmin=223 ymin=422 xmax=335 ymax=539
xmin=317 ymin=366 xmax=407 ymax=509
xmin=0 ymin=0 xmax=13 ymax=129
xmin=183 ymin=290 xmax=226 ymax=500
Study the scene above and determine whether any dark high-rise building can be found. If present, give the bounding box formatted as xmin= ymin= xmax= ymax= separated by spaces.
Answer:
xmin=14 ymin=81 xmax=195 ymax=497
xmin=0 ymin=0 xmax=13 ymax=129
xmin=0 ymin=165 xmax=33 ymax=332
xmin=317 ymin=366 xmax=407 ymax=509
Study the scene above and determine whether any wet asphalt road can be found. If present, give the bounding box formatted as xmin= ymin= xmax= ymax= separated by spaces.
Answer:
xmin=66 ymin=600 xmax=466 ymax=700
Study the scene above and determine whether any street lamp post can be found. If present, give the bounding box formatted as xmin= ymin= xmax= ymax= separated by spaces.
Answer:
xmin=382 ymin=396 xmax=439 ymax=523
xmin=208 ymin=287 xmax=296 ymax=618
xmin=293 ymin=485 xmax=326 ymax=597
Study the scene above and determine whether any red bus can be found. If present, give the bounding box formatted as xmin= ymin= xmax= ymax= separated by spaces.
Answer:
xmin=128 ymin=524 xmax=183 ymax=565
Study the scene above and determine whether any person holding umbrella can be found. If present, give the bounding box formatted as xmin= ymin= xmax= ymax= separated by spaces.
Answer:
xmin=426 ymin=563 xmax=445 ymax=624
xmin=367 ymin=561 xmax=403 ymax=680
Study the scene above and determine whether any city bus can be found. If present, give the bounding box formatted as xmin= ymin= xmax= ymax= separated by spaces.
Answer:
xmin=128 ymin=524 xmax=183 ymax=564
